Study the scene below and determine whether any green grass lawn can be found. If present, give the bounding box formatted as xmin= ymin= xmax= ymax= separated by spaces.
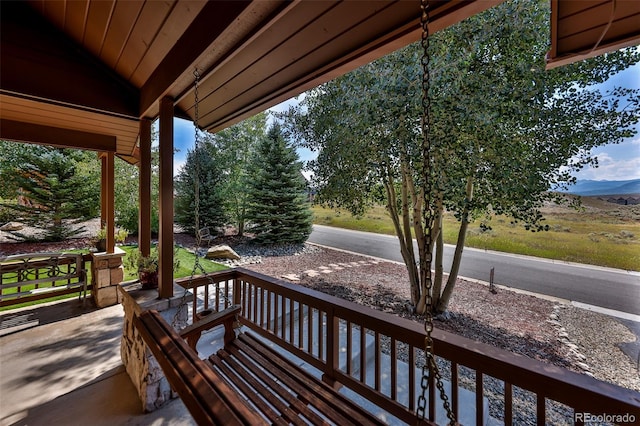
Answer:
xmin=119 ymin=245 xmax=228 ymax=281
xmin=312 ymin=199 xmax=640 ymax=271
xmin=0 ymin=246 xmax=227 ymax=311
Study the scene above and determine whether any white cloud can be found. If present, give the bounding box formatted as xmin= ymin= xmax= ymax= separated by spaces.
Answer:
xmin=173 ymin=159 xmax=186 ymax=177
xmin=576 ymin=152 xmax=640 ymax=180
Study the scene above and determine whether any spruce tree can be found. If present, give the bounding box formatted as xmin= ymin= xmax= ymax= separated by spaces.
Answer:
xmin=4 ymin=145 xmax=100 ymax=241
xmin=247 ymin=123 xmax=312 ymax=245
xmin=174 ymin=142 xmax=227 ymax=234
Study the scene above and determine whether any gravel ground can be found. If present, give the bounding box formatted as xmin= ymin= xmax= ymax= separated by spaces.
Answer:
xmin=2 ymin=227 xmax=638 ymax=424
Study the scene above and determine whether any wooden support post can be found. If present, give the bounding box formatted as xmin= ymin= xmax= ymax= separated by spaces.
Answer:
xmin=158 ymin=97 xmax=174 ymax=299
xmin=138 ymin=118 xmax=152 ymax=258
xmin=100 ymin=156 xmax=107 ymax=229
xmin=100 ymin=152 xmax=115 ymax=254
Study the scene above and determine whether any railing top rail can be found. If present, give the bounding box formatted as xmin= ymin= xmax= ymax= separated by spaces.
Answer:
xmin=174 ymin=269 xmax=239 ymax=290
xmin=0 ymin=252 xmax=81 ymax=263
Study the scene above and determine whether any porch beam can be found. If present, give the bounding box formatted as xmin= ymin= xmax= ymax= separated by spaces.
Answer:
xmin=138 ymin=118 xmax=152 ymax=258
xmin=0 ymin=119 xmax=116 ymax=152
xmin=158 ymin=97 xmax=174 ymax=298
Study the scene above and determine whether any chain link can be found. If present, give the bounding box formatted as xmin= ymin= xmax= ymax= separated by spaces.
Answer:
xmin=173 ymin=68 xmax=231 ymax=328
xmin=416 ymin=1 xmax=456 ymax=425
xmin=173 ymin=69 xmax=203 ymax=327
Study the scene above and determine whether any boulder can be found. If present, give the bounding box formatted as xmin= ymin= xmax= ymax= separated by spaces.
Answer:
xmin=0 ymin=222 xmax=23 ymax=231
xmin=206 ymin=245 xmax=241 ymax=260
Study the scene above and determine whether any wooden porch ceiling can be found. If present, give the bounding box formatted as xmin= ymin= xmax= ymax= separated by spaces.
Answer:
xmin=1 ymin=1 xmax=638 ymax=162
xmin=0 ymin=0 xmax=501 ymax=162
xmin=547 ymin=0 xmax=640 ymax=69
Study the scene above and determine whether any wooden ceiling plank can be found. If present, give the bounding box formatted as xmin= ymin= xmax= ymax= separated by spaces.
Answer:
xmin=43 ymin=0 xmax=66 ymax=29
xmin=130 ymin=0 xmax=202 ymax=87
xmin=100 ymin=0 xmax=144 ymax=70
xmin=557 ymin=1 xmax=628 ymax=39
xmin=0 ymin=119 xmax=117 ymax=153
xmin=84 ymin=0 xmax=115 ymax=57
xmin=558 ymin=14 xmax=640 ymax=53
xmin=65 ymin=0 xmax=90 ymax=44
xmin=117 ymin=0 xmax=176 ymax=83
xmin=139 ymin=1 xmax=253 ymax=117
xmin=556 ymin=0 xmax=609 ymax=19
xmin=549 ymin=0 xmax=559 ymax=59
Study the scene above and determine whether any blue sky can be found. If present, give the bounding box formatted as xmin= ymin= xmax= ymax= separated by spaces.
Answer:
xmin=170 ymin=61 xmax=640 ymax=181
xmin=572 ymin=63 xmax=640 ymax=181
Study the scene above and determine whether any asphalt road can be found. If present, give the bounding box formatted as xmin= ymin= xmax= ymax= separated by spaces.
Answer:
xmin=309 ymin=225 xmax=640 ymax=316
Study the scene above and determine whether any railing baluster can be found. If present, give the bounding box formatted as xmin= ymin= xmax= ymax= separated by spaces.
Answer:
xmin=318 ymin=310 xmax=324 ymax=360
xmin=347 ymin=321 xmax=353 ymax=376
xmin=504 ymin=381 xmax=513 ymax=426
xmin=476 ymin=372 xmax=484 ymax=426
xmin=537 ymin=394 xmax=546 ymax=426
xmin=192 ymin=283 xmax=197 ymax=323
xmin=214 ymin=281 xmax=219 ymax=309
xmin=225 ymin=279 xmax=230 ymax=309
xmin=374 ymin=332 xmax=381 ymax=391
xmin=204 ymin=283 xmax=209 ymax=311
xmin=288 ymin=298 xmax=293 ymax=342
xmin=307 ymin=306 xmax=313 ymax=354
xmin=451 ymin=361 xmax=459 ymax=420
xmin=390 ymin=338 xmax=397 ymax=401
xmin=266 ymin=290 xmax=272 ymax=332
xmin=360 ymin=325 xmax=366 ymax=383
xmin=409 ymin=346 xmax=415 ymax=412
xmin=281 ymin=295 xmax=286 ymax=341
xmin=298 ymin=302 xmax=304 ymax=349
xmin=259 ymin=287 xmax=265 ymax=328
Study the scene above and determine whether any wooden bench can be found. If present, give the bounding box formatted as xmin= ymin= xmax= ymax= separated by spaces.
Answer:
xmin=0 ymin=252 xmax=87 ymax=306
xmin=135 ymin=306 xmax=388 ymax=425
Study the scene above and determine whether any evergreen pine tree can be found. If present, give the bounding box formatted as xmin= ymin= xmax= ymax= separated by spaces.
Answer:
xmin=247 ymin=123 xmax=312 ymax=244
xmin=174 ymin=142 xmax=227 ymax=234
xmin=4 ymin=145 xmax=100 ymax=241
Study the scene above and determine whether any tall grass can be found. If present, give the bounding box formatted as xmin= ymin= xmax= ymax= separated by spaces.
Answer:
xmin=311 ymin=201 xmax=640 ymax=271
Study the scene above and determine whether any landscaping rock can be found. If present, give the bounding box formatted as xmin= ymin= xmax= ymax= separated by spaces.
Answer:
xmin=0 ymin=222 xmax=23 ymax=231
xmin=206 ymin=245 xmax=241 ymax=260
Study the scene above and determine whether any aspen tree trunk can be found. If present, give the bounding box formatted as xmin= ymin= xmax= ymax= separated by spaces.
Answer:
xmin=437 ymin=176 xmax=474 ymax=313
xmin=385 ymin=164 xmax=421 ymax=306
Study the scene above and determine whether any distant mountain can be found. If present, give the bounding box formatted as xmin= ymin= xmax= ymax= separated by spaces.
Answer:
xmin=559 ymin=179 xmax=640 ymax=196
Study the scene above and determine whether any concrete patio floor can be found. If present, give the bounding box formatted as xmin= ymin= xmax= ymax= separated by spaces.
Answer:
xmin=0 ymin=297 xmax=195 ymax=426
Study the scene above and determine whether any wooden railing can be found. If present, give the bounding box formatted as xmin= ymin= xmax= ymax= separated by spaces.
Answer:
xmin=176 ymin=268 xmax=640 ymax=425
xmin=0 ymin=253 xmax=92 ymax=308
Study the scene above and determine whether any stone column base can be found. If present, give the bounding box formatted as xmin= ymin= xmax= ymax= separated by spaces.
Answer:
xmin=91 ymin=249 xmax=125 ymax=308
xmin=119 ymin=283 xmax=191 ymax=412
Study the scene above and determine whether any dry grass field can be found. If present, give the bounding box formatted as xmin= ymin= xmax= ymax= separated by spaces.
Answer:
xmin=312 ymin=194 xmax=640 ymax=271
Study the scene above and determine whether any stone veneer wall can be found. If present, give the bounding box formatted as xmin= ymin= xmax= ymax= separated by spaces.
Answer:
xmin=91 ymin=248 xmax=125 ymax=308
xmin=119 ymin=283 xmax=190 ymax=412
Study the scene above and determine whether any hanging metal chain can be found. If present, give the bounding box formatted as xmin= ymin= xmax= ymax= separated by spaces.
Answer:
xmin=173 ymin=68 xmax=230 ymax=328
xmin=416 ymin=1 xmax=456 ymax=425
xmin=173 ymin=69 xmax=205 ymax=327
